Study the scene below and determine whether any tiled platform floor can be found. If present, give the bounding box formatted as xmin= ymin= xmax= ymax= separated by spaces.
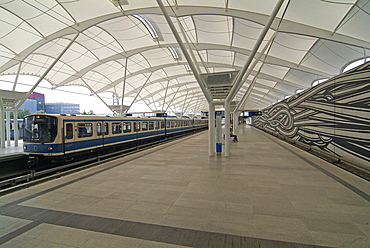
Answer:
xmin=0 ymin=140 xmax=23 ymax=156
xmin=0 ymin=125 xmax=369 ymax=247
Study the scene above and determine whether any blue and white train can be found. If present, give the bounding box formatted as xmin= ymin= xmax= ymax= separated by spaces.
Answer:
xmin=23 ymin=114 xmax=208 ymax=167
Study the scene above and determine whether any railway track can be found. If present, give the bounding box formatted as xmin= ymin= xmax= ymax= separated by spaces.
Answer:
xmin=0 ymin=132 xmax=199 ymax=195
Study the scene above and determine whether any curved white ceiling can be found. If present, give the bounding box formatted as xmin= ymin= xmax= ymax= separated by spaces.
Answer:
xmin=0 ymin=0 xmax=369 ymax=114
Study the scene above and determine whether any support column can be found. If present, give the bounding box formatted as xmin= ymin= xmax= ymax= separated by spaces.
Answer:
xmin=225 ymin=101 xmax=231 ymax=157
xmin=0 ymin=101 xmax=4 ymax=148
xmin=14 ymin=110 xmax=19 ymax=146
xmin=6 ymin=111 xmax=11 ymax=146
xmin=233 ymin=111 xmax=239 ymax=129
xmin=208 ymin=103 xmax=215 ymax=157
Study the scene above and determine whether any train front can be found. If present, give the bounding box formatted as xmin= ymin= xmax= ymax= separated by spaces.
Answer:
xmin=23 ymin=114 xmax=59 ymax=167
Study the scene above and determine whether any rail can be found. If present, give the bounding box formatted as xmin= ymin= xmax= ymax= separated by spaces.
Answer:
xmin=0 ymin=130 xmax=203 ymax=195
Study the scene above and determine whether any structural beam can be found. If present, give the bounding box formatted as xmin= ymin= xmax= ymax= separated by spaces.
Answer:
xmin=126 ymin=72 xmax=153 ymax=113
xmin=120 ymin=58 xmax=128 ymax=116
xmin=80 ymin=78 xmax=113 ymax=114
xmin=226 ymin=0 xmax=284 ymax=103
xmin=17 ymin=33 xmax=79 ymax=109
xmin=156 ymin=0 xmax=212 ymax=103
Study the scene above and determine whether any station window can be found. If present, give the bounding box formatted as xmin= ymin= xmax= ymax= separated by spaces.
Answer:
xmin=66 ymin=123 xmax=73 ymax=139
xmin=149 ymin=121 xmax=154 ymax=130
xmin=142 ymin=122 xmax=148 ymax=131
xmin=78 ymin=123 xmax=92 ymax=138
xmin=112 ymin=122 xmax=122 ymax=134
xmin=123 ymin=122 xmax=131 ymax=133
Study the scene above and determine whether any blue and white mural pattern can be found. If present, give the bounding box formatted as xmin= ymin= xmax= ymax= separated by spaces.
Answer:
xmin=253 ymin=62 xmax=370 ymax=169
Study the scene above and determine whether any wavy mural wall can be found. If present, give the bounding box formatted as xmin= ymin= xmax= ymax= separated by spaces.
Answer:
xmin=252 ymin=61 xmax=370 ymax=170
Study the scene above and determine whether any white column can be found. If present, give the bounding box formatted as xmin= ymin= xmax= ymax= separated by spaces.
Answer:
xmin=233 ymin=111 xmax=239 ymax=130
xmin=225 ymin=101 xmax=231 ymax=157
xmin=0 ymin=101 xmax=4 ymax=148
xmin=14 ymin=110 xmax=19 ymax=146
xmin=6 ymin=111 xmax=11 ymax=146
xmin=208 ymin=103 xmax=215 ymax=157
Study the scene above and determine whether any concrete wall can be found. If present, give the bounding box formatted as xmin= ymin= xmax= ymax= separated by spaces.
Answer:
xmin=252 ymin=61 xmax=370 ymax=170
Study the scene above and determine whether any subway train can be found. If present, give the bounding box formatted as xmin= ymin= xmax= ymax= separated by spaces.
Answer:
xmin=23 ymin=114 xmax=208 ymax=167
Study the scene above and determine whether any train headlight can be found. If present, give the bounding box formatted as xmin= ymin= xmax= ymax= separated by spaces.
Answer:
xmin=47 ymin=147 xmax=53 ymax=151
xmin=23 ymin=145 xmax=27 ymax=150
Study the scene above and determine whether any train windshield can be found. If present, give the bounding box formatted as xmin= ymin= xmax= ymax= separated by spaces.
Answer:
xmin=24 ymin=115 xmax=58 ymax=143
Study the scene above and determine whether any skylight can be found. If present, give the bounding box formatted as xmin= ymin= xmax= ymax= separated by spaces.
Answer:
xmin=132 ymin=14 xmax=159 ymax=40
xmin=312 ymin=79 xmax=327 ymax=87
xmin=168 ymin=47 xmax=179 ymax=60
xmin=342 ymin=57 xmax=370 ymax=73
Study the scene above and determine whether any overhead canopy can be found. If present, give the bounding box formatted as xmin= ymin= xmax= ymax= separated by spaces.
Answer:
xmin=0 ymin=90 xmax=28 ymax=108
xmin=0 ymin=0 xmax=369 ymax=114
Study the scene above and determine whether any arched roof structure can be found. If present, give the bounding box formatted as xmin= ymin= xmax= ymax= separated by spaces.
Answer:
xmin=1 ymin=0 xmax=369 ymax=115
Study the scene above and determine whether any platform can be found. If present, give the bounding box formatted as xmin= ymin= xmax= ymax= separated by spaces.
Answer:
xmin=0 ymin=140 xmax=23 ymax=156
xmin=0 ymin=125 xmax=369 ymax=247
xmin=0 ymin=140 xmax=24 ymax=163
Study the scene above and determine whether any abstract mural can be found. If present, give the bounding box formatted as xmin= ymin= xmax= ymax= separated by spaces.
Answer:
xmin=253 ymin=61 xmax=370 ymax=169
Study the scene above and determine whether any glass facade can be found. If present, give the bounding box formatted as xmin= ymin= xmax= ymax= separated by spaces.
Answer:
xmin=45 ymin=103 xmax=80 ymax=114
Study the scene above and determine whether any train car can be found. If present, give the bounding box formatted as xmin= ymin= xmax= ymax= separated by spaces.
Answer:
xmin=23 ymin=114 xmax=208 ymax=167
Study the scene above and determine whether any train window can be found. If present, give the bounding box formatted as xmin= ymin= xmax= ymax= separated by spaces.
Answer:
xmin=24 ymin=115 xmax=58 ymax=143
xmin=66 ymin=123 xmax=73 ymax=139
xmin=123 ymin=122 xmax=131 ymax=133
xmin=133 ymin=122 xmax=140 ymax=132
xmin=166 ymin=121 xmax=171 ymax=128
xmin=161 ymin=121 xmax=165 ymax=129
xmin=149 ymin=122 xmax=154 ymax=130
xmin=112 ymin=122 xmax=122 ymax=134
xmin=142 ymin=122 xmax=148 ymax=131
xmin=78 ymin=123 xmax=92 ymax=138
xmin=97 ymin=123 xmax=102 ymax=136
xmin=104 ymin=122 xmax=109 ymax=135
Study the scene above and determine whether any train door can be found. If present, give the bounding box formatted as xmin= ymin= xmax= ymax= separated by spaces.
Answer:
xmin=63 ymin=122 xmax=75 ymax=154
xmin=133 ymin=121 xmax=140 ymax=146
xmin=96 ymin=121 xmax=108 ymax=147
